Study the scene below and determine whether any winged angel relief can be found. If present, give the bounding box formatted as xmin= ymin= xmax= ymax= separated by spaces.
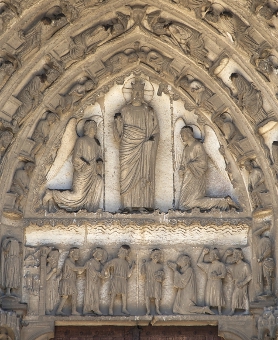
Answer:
xmin=43 ymin=118 xmax=103 ymax=213
xmin=174 ymin=119 xmax=239 ymax=211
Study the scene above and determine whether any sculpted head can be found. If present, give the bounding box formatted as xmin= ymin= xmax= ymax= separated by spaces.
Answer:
xmin=233 ymin=248 xmax=244 ymax=263
xmin=46 ymin=112 xmax=58 ymax=125
xmin=47 ymin=249 xmax=59 ymax=267
xmin=244 ymin=159 xmax=253 ymax=172
xmin=177 ymin=254 xmax=190 ymax=268
xmin=83 ymin=120 xmax=97 ymax=138
xmin=150 ymin=249 xmax=163 ymax=263
xmin=118 ymin=245 xmax=131 ymax=259
xmin=131 ymin=77 xmax=145 ymax=106
xmin=93 ymin=247 xmax=107 ymax=262
xmin=1 ymin=130 xmax=13 ymax=148
xmin=181 ymin=126 xmax=194 ymax=144
xmin=69 ymin=247 xmax=80 ymax=261
xmin=209 ymin=248 xmax=220 ymax=262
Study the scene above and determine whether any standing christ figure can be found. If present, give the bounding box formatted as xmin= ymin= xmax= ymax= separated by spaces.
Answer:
xmin=114 ymin=77 xmax=159 ymax=212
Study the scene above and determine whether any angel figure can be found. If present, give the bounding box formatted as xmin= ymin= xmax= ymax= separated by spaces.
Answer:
xmin=178 ymin=125 xmax=238 ymax=211
xmin=83 ymin=247 xmax=107 ymax=315
xmin=43 ymin=120 xmax=103 ymax=213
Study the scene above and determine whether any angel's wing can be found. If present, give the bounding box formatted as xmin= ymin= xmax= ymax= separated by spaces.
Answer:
xmin=46 ymin=117 xmax=77 ymax=181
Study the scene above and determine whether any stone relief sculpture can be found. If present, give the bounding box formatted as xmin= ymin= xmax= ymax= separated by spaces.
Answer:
xmin=225 ymin=248 xmax=252 ymax=315
xmin=244 ymin=160 xmax=270 ymax=212
xmin=197 ymin=248 xmax=226 ymax=315
xmin=178 ymin=126 xmax=238 ymax=211
xmin=31 ymin=112 xmax=58 ymax=158
xmin=257 ymin=307 xmax=277 ymax=340
xmin=56 ymin=248 xmax=85 ymax=316
xmin=254 ymin=222 xmax=275 ymax=297
xmin=230 ymin=73 xmax=274 ymax=128
xmin=272 ymin=141 xmax=278 ymax=178
xmin=0 ymin=130 xmax=13 ymax=161
xmin=45 ymin=249 xmax=60 ymax=314
xmin=168 ymin=254 xmax=214 ymax=315
xmin=114 ymin=77 xmax=159 ymax=213
xmin=214 ymin=112 xmax=255 ymax=163
xmin=83 ymin=247 xmax=107 ymax=315
xmin=171 ymin=0 xmax=211 ymax=19
xmin=141 ymin=249 xmax=165 ymax=315
xmin=8 ymin=162 xmax=35 ymax=215
xmin=103 ymin=245 xmax=135 ymax=315
xmin=56 ymin=76 xmax=97 ymax=115
xmin=15 ymin=57 xmax=62 ymax=124
xmin=0 ymin=51 xmax=18 ymax=90
xmin=43 ymin=120 xmax=103 ymax=213
xmin=0 ymin=237 xmax=22 ymax=296
xmin=0 ymin=1 xmax=18 ymax=33
xmin=18 ymin=7 xmax=68 ymax=60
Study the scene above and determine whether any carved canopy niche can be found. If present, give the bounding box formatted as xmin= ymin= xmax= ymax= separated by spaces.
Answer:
xmin=0 ymin=0 xmax=278 ymax=340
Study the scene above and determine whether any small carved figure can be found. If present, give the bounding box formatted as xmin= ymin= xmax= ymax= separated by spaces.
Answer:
xmin=171 ymin=0 xmax=211 ymax=18
xmin=254 ymin=222 xmax=275 ymax=296
xmin=218 ymin=12 xmax=260 ymax=57
xmin=43 ymin=120 xmax=103 ymax=213
xmin=168 ymin=254 xmax=214 ymax=315
xmin=257 ymin=307 xmax=276 ymax=340
xmin=59 ymin=0 xmax=79 ymax=22
xmin=179 ymin=126 xmax=238 ymax=211
xmin=83 ymin=247 xmax=107 ymax=315
xmin=249 ymin=0 xmax=268 ymax=14
xmin=56 ymin=248 xmax=85 ymax=316
xmin=0 ymin=237 xmax=21 ymax=296
xmin=226 ymin=248 xmax=252 ymax=315
xmin=230 ymin=73 xmax=270 ymax=127
xmin=10 ymin=162 xmax=35 ymax=213
xmin=244 ymin=160 xmax=269 ymax=211
xmin=56 ymin=76 xmax=97 ymax=114
xmin=0 ymin=51 xmax=18 ymax=90
xmin=0 ymin=1 xmax=18 ymax=33
xmin=167 ymin=23 xmax=211 ymax=68
xmin=0 ymin=130 xmax=13 ymax=160
xmin=18 ymin=7 xmax=68 ymax=59
xmin=31 ymin=112 xmax=58 ymax=158
xmin=114 ymin=77 xmax=159 ymax=213
xmin=197 ymin=248 xmax=226 ymax=314
xmin=46 ymin=249 xmax=60 ymax=314
xmin=103 ymin=245 xmax=135 ymax=315
xmin=141 ymin=249 xmax=165 ymax=315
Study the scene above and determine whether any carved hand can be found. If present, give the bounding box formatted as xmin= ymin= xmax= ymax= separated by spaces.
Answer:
xmin=167 ymin=261 xmax=177 ymax=270
xmin=203 ymin=248 xmax=210 ymax=255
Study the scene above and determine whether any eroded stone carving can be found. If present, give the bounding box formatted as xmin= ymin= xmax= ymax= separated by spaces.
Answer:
xmin=0 ymin=51 xmax=18 ymax=90
xmin=46 ymin=249 xmax=60 ymax=314
xmin=83 ymin=247 xmax=107 ymax=315
xmin=197 ymin=248 xmax=226 ymax=314
xmin=18 ymin=7 xmax=68 ymax=60
xmin=8 ymin=162 xmax=35 ymax=215
xmin=55 ymin=76 xmax=97 ymax=115
xmin=168 ymin=254 xmax=214 ymax=315
xmin=244 ymin=160 xmax=270 ymax=212
xmin=114 ymin=77 xmax=159 ymax=213
xmin=0 ymin=237 xmax=22 ymax=296
xmin=178 ymin=126 xmax=238 ymax=211
xmin=43 ymin=120 xmax=103 ymax=213
xmin=225 ymin=248 xmax=252 ymax=315
xmin=0 ymin=129 xmax=13 ymax=161
xmin=141 ymin=249 xmax=165 ymax=315
xmin=230 ymin=73 xmax=274 ymax=128
xmin=214 ymin=112 xmax=255 ymax=164
xmin=15 ymin=56 xmax=63 ymax=124
xmin=103 ymin=245 xmax=135 ymax=315
xmin=0 ymin=1 xmax=19 ymax=34
xmin=31 ymin=112 xmax=59 ymax=158
xmin=170 ymin=0 xmax=211 ymax=19
xmin=257 ymin=307 xmax=277 ymax=340
xmin=56 ymin=248 xmax=85 ymax=316
xmin=254 ymin=222 xmax=275 ymax=297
